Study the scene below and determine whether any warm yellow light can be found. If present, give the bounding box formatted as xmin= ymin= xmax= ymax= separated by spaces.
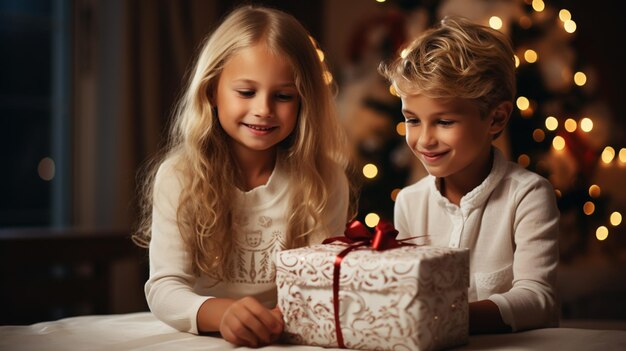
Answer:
xmin=532 ymin=129 xmax=545 ymax=142
xmin=559 ymin=9 xmax=572 ymax=22
xmin=610 ymin=212 xmax=622 ymax=226
xmin=580 ymin=117 xmax=593 ymax=132
xmin=517 ymin=154 xmax=530 ymax=168
xmin=574 ymin=72 xmax=587 ymax=86
xmin=596 ymin=226 xmax=609 ymax=241
xmin=489 ymin=16 xmax=503 ymax=30
xmin=564 ymin=118 xmax=577 ymax=132
xmin=564 ymin=20 xmax=577 ymax=33
xmin=363 ymin=163 xmax=378 ymax=179
xmin=365 ymin=213 xmax=380 ymax=227
xmin=38 ymin=157 xmax=55 ymax=181
xmin=552 ymin=136 xmax=565 ymax=151
xmin=396 ymin=122 xmax=406 ymax=136
xmin=619 ymin=148 xmax=626 ymax=163
xmin=323 ymin=71 xmax=333 ymax=85
xmin=391 ymin=188 xmax=401 ymax=202
xmin=583 ymin=201 xmax=595 ymax=215
xmin=589 ymin=184 xmax=601 ymax=198
xmin=514 ymin=55 xmax=520 ymax=68
xmin=376 ymin=0 xmax=386 ymax=3
xmin=601 ymin=146 xmax=616 ymax=164
xmin=532 ymin=0 xmax=545 ymax=12
xmin=389 ymin=84 xmax=398 ymax=97
xmin=316 ymin=49 xmax=325 ymax=62
xmin=524 ymin=49 xmax=538 ymax=63
xmin=545 ymin=116 xmax=558 ymax=131
xmin=516 ymin=96 xmax=530 ymax=110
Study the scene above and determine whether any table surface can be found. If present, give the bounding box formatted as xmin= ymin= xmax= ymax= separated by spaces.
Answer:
xmin=1 ymin=312 xmax=625 ymax=351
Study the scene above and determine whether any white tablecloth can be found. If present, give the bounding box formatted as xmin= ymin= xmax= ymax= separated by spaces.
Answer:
xmin=1 ymin=312 xmax=625 ymax=351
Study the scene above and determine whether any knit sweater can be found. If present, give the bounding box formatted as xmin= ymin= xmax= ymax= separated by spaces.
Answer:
xmin=145 ymin=156 xmax=349 ymax=334
xmin=394 ymin=148 xmax=560 ymax=331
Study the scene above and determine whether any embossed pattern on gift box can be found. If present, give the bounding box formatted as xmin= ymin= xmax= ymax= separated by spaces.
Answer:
xmin=276 ymin=244 xmax=469 ymax=351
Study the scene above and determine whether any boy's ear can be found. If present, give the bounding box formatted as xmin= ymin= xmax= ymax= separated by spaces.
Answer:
xmin=489 ymin=101 xmax=512 ymax=136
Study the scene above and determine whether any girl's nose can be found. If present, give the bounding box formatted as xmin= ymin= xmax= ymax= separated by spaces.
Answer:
xmin=253 ymin=95 xmax=272 ymax=118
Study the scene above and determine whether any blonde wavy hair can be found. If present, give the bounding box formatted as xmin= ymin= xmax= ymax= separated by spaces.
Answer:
xmin=380 ymin=16 xmax=516 ymax=120
xmin=134 ymin=5 xmax=356 ymax=277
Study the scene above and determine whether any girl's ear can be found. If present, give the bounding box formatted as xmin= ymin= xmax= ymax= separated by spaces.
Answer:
xmin=489 ymin=101 xmax=512 ymax=136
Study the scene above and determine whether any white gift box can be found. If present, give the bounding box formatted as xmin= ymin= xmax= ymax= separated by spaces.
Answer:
xmin=276 ymin=243 xmax=469 ymax=351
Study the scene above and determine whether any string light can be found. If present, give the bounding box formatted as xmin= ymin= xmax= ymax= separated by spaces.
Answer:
xmin=396 ymin=122 xmax=406 ymax=136
xmin=552 ymin=136 xmax=565 ymax=150
xmin=564 ymin=118 xmax=577 ymax=132
xmin=564 ymin=20 xmax=577 ymax=33
xmin=610 ymin=212 xmax=622 ymax=226
xmin=559 ymin=9 xmax=572 ymax=22
xmin=619 ymin=148 xmax=626 ymax=163
xmin=583 ymin=201 xmax=595 ymax=215
xmin=365 ymin=213 xmax=380 ymax=227
xmin=574 ymin=71 xmax=587 ymax=86
xmin=596 ymin=226 xmax=609 ymax=241
xmin=489 ymin=16 xmax=503 ymax=30
xmin=532 ymin=129 xmax=545 ymax=142
xmin=514 ymin=55 xmax=520 ymax=68
xmin=589 ymin=184 xmax=601 ymax=198
xmin=532 ymin=0 xmax=545 ymax=12
xmin=391 ymin=188 xmax=401 ymax=201
xmin=545 ymin=116 xmax=558 ymax=131
xmin=524 ymin=49 xmax=538 ymax=63
xmin=601 ymin=146 xmax=616 ymax=164
xmin=363 ymin=163 xmax=378 ymax=179
xmin=516 ymin=96 xmax=530 ymax=111
xmin=580 ymin=117 xmax=593 ymax=132
xmin=517 ymin=154 xmax=530 ymax=168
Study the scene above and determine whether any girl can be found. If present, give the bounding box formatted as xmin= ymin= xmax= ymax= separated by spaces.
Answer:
xmin=133 ymin=5 xmax=354 ymax=348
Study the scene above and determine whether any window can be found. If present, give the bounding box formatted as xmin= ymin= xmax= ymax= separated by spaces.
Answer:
xmin=0 ymin=0 xmax=70 ymax=226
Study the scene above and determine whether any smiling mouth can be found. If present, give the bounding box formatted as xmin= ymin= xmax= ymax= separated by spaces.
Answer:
xmin=243 ymin=123 xmax=276 ymax=131
xmin=420 ymin=150 xmax=449 ymax=161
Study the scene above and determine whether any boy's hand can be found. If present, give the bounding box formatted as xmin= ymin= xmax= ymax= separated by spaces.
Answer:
xmin=219 ymin=296 xmax=284 ymax=347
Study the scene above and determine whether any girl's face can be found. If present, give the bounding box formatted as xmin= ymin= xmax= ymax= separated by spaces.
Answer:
xmin=401 ymin=94 xmax=496 ymax=184
xmin=214 ymin=43 xmax=299 ymax=161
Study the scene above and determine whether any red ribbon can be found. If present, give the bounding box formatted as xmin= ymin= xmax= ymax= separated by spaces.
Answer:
xmin=322 ymin=220 xmax=415 ymax=348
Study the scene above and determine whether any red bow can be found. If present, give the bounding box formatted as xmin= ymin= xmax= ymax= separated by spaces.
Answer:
xmin=322 ymin=220 xmax=415 ymax=348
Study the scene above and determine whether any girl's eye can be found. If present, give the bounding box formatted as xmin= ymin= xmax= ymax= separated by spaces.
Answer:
xmin=275 ymin=93 xmax=295 ymax=101
xmin=237 ymin=90 xmax=255 ymax=98
xmin=438 ymin=120 xmax=454 ymax=126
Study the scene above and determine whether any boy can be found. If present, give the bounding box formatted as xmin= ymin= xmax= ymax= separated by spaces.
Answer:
xmin=380 ymin=16 xmax=559 ymax=333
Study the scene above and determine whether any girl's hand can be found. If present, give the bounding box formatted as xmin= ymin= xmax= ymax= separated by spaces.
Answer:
xmin=219 ymin=296 xmax=284 ymax=347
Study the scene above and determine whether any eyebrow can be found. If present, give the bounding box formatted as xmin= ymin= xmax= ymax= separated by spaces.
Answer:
xmin=232 ymin=79 xmax=296 ymax=88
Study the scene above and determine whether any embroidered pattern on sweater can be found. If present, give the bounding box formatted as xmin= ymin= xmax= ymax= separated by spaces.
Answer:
xmin=223 ymin=214 xmax=286 ymax=284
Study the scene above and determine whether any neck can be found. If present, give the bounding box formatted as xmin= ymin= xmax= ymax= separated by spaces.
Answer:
xmin=441 ymin=147 xmax=494 ymax=206
xmin=231 ymin=145 xmax=278 ymax=191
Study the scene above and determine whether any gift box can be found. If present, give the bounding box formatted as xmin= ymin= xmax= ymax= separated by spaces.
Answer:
xmin=276 ymin=222 xmax=469 ymax=351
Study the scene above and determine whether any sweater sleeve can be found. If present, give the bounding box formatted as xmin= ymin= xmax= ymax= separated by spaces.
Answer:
xmin=488 ymin=177 xmax=560 ymax=331
xmin=144 ymin=160 xmax=213 ymax=334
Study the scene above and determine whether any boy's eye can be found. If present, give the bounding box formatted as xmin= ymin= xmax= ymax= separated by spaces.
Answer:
xmin=438 ymin=120 xmax=455 ymax=126
xmin=405 ymin=118 xmax=420 ymax=125
xmin=236 ymin=90 xmax=255 ymax=97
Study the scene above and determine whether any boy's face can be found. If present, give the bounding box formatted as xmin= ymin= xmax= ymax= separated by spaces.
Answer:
xmin=401 ymin=94 xmax=500 ymax=181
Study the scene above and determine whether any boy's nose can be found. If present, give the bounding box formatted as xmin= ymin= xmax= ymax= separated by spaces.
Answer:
xmin=418 ymin=127 xmax=437 ymax=148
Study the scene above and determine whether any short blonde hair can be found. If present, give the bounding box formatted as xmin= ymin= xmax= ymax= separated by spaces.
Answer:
xmin=380 ymin=16 xmax=516 ymax=116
